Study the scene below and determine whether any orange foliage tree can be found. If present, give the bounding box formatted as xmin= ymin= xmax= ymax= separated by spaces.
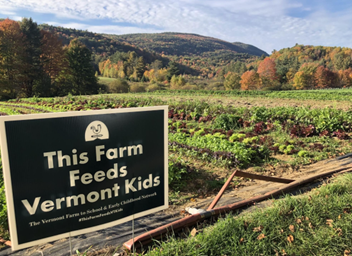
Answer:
xmin=0 ymin=18 xmax=26 ymax=97
xmin=257 ymin=57 xmax=279 ymax=89
xmin=40 ymin=30 xmax=68 ymax=82
xmin=240 ymin=70 xmax=260 ymax=90
xmin=315 ymin=66 xmax=338 ymax=89
xmin=337 ymin=68 xmax=352 ymax=87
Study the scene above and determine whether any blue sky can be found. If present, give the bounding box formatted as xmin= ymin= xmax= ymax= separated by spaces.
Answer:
xmin=1 ymin=0 xmax=351 ymax=54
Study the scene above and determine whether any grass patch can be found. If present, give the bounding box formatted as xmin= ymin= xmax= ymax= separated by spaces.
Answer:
xmin=97 ymin=76 xmax=117 ymax=86
xmin=143 ymin=173 xmax=352 ymax=256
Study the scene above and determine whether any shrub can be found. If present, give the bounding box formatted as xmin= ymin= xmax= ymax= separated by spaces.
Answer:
xmin=0 ymin=185 xmax=8 ymax=239
xmin=108 ymin=79 xmax=129 ymax=93
xmin=281 ymin=83 xmax=294 ymax=90
xmin=170 ymin=75 xmax=186 ymax=89
xmin=205 ymin=82 xmax=225 ymax=91
xmin=130 ymin=84 xmax=146 ymax=93
xmin=0 ymin=158 xmax=8 ymax=239
xmin=146 ymin=83 xmax=161 ymax=92
xmin=181 ymin=84 xmax=199 ymax=90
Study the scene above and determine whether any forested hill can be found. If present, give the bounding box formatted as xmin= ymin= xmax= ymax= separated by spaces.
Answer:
xmin=38 ymin=24 xmax=164 ymax=66
xmin=232 ymin=42 xmax=269 ymax=57
xmin=102 ymin=32 xmax=267 ymax=77
xmin=38 ymin=25 xmax=266 ymax=77
xmin=105 ymin=32 xmax=268 ymax=57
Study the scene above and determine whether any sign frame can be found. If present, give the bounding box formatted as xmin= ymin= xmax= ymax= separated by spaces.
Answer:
xmin=0 ymin=106 xmax=168 ymax=251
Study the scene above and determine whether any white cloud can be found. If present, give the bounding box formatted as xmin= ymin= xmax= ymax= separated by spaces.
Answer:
xmin=0 ymin=11 xmax=16 ymax=15
xmin=10 ymin=16 xmax=23 ymax=21
xmin=47 ymin=22 xmax=161 ymax=35
xmin=1 ymin=0 xmax=352 ymax=53
xmin=0 ymin=6 xmax=17 ymax=16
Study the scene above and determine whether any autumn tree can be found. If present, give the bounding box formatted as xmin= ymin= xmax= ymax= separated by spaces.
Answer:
xmin=292 ymin=63 xmax=318 ymax=90
xmin=337 ymin=68 xmax=352 ymax=87
xmin=0 ymin=19 xmax=26 ymax=98
xmin=144 ymin=68 xmax=168 ymax=82
xmin=31 ymin=30 xmax=69 ymax=96
xmin=40 ymin=30 xmax=67 ymax=80
xmin=240 ymin=70 xmax=260 ymax=90
xmin=257 ymin=57 xmax=279 ymax=89
xmin=314 ymin=66 xmax=338 ymax=89
xmin=292 ymin=71 xmax=306 ymax=90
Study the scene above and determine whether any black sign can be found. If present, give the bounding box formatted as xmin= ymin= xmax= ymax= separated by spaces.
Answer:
xmin=0 ymin=106 xmax=168 ymax=251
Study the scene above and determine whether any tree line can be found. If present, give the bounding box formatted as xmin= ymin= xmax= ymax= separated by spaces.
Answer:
xmin=220 ymin=45 xmax=352 ymax=90
xmin=99 ymin=52 xmax=180 ymax=83
xmin=0 ymin=18 xmax=98 ymax=99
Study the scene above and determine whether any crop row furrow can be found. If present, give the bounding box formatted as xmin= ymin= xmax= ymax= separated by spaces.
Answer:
xmin=0 ymin=103 xmax=52 ymax=113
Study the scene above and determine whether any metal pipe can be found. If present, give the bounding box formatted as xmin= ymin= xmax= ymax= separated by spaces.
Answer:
xmin=207 ymin=170 xmax=237 ymax=210
xmin=234 ymin=170 xmax=294 ymax=184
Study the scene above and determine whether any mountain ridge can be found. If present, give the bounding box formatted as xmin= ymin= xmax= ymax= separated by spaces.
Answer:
xmin=104 ymin=32 xmax=268 ymax=57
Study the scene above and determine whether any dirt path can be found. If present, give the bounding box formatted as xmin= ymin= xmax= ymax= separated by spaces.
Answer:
xmin=126 ymin=94 xmax=352 ymax=110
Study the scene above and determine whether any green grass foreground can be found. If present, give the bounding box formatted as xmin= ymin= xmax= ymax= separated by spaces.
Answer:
xmin=144 ymin=174 xmax=352 ymax=256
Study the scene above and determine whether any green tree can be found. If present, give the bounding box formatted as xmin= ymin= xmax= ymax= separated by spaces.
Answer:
xmin=166 ymin=61 xmax=179 ymax=80
xmin=333 ymin=53 xmax=352 ymax=71
xmin=275 ymin=55 xmax=300 ymax=84
xmin=134 ymin=56 xmax=145 ymax=80
xmin=20 ymin=18 xmax=43 ymax=97
xmin=66 ymin=39 xmax=98 ymax=95
xmin=293 ymin=63 xmax=318 ymax=90
xmin=170 ymin=75 xmax=186 ymax=89
xmin=260 ymin=54 xmax=266 ymax=60
xmin=150 ymin=59 xmax=163 ymax=71
xmin=128 ymin=51 xmax=137 ymax=64
xmin=224 ymin=72 xmax=241 ymax=90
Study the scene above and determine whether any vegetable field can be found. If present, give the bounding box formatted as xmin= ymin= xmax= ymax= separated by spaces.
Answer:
xmin=1 ymin=92 xmax=352 ymax=244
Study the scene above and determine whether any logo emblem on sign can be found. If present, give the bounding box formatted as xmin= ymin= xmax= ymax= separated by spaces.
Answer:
xmin=85 ymin=121 xmax=109 ymax=141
